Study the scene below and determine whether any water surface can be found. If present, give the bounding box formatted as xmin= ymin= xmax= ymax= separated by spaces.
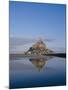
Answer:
xmin=9 ymin=56 xmax=66 ymax=89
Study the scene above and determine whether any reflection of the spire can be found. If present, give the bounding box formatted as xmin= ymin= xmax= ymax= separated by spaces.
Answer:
xmin=29 ymin=57 xmax=51 ymax=71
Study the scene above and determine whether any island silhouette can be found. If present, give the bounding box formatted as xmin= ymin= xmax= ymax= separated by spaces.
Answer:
xmin=10 ymin=39 xmax=66 ymax=59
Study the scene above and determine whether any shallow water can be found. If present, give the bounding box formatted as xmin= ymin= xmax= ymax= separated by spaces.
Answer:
xmin=9 ymin=56 xmax=66 ymax=89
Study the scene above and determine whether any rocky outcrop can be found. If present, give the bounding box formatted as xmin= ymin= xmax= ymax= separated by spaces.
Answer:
xmin=25 ymin=39 xmax=53 ymax=55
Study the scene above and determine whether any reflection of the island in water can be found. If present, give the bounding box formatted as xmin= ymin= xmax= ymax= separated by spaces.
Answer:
xmin=29 ymin=56 xmax=53 ymax=71
xmin=10 ymin=55 xmax=66 ymax=89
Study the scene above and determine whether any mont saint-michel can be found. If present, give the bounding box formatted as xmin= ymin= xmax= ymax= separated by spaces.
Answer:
xmin=10 ymin=39 xmax=65 ymax=60
xmin=25 ymin=39 xmax=53 ymax=55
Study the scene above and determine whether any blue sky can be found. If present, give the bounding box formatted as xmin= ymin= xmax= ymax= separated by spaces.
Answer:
xmin=9 ymin=1 xmax=66 ymax=53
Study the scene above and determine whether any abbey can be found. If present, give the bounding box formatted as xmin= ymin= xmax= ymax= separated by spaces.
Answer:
xmin=25 ymin=39 xmax=53 ymax=55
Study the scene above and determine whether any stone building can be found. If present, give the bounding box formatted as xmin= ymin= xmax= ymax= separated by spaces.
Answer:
xmin=25 ymin=39 xmax=53 ymax=55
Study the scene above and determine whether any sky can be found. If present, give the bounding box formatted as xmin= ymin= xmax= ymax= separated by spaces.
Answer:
xmin=9 ymin=1 xmax=66 ymax=53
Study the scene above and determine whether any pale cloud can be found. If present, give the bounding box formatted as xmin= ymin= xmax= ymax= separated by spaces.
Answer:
xmin=10 ymin=37 xmax=65 ymax=54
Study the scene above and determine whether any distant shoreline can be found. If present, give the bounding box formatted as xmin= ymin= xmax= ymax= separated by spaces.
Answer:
xmin=44 ymin=53 xmax=66 ymax=58
xmin=10 ymin=53 xmax=66 ymax=59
